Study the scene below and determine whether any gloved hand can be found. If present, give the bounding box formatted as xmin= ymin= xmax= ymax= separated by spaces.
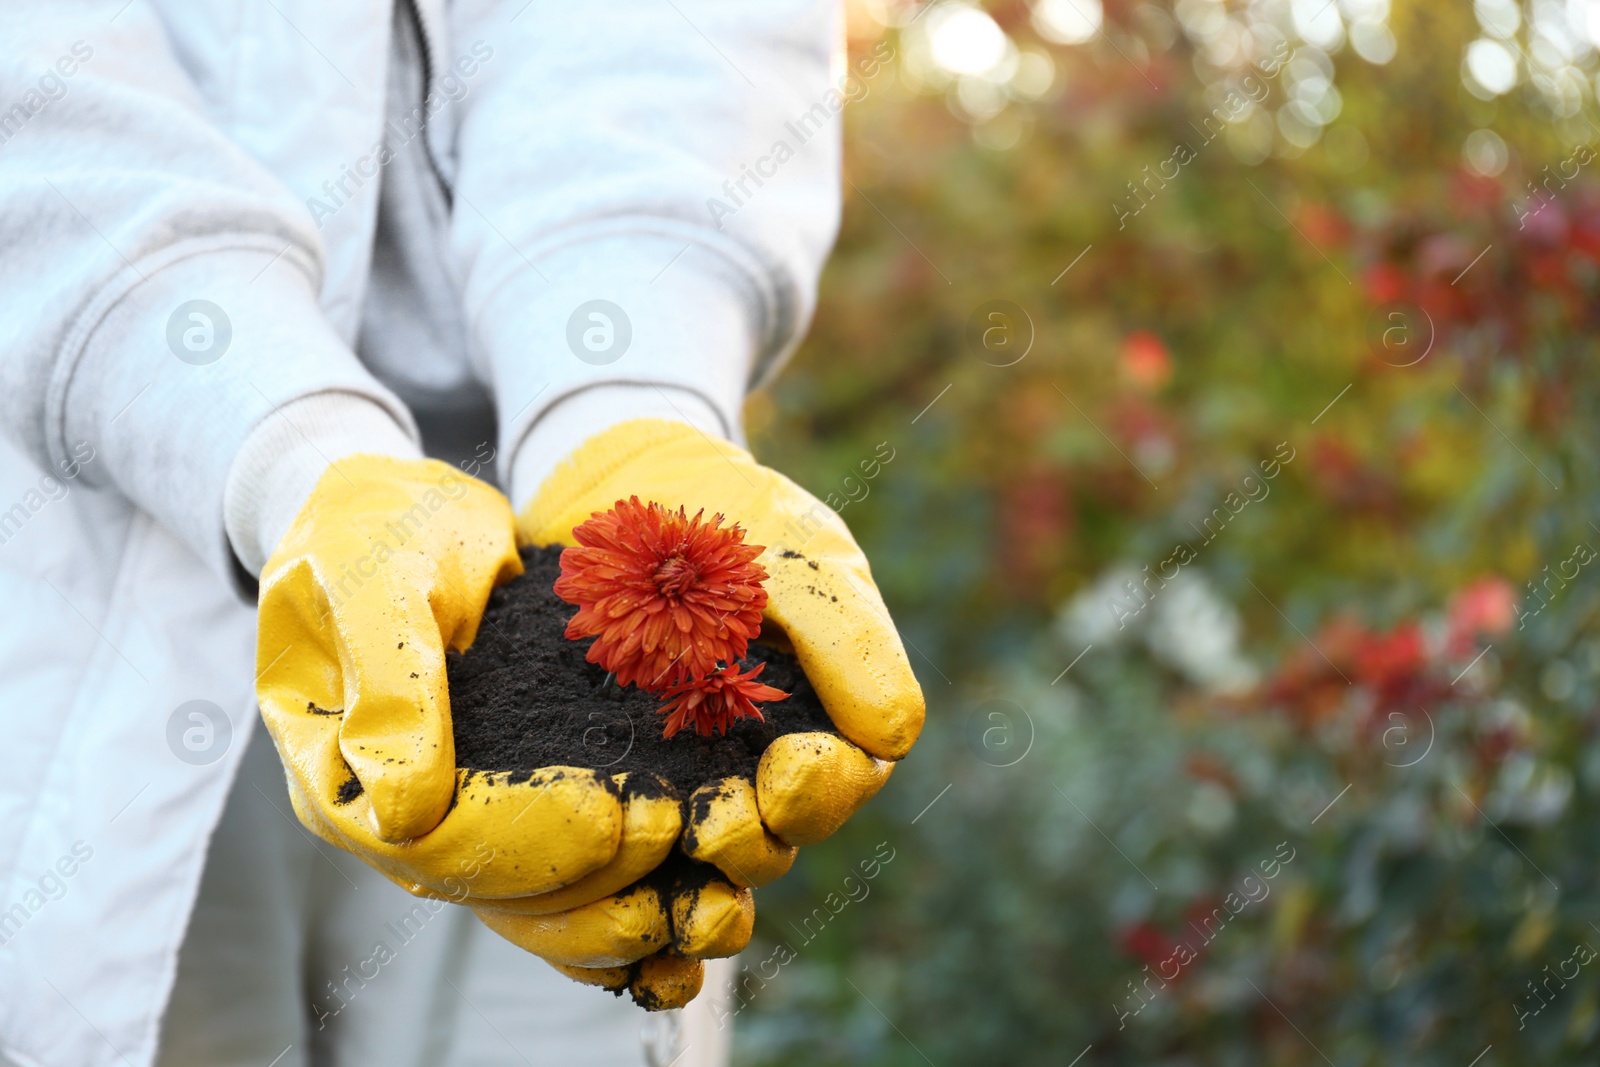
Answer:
xmin=254 ymin=454 xmax=762 ymax=1007
xmin=253 ymin=460 xmax=678 ymax=926
xmin=458 ymin=773 xmax=757 ymax=988
xmin=518 ymin=418 xmax=925 ymax=888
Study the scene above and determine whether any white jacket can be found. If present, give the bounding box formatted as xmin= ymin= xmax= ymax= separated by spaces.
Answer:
xmin=0 ymin=1 xmax=841 ymax=1063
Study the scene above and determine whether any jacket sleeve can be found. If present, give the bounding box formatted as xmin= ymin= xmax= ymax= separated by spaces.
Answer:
xmin=0 ymin=4 xmax=417 ymax=582
xmin=443 ymin=0 xmax=844 ymax=507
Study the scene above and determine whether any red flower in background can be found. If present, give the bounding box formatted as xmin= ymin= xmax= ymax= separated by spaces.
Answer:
xmin=1363 ymin=261 xmax=1408 ymax=304
xmin=999 ymin=468 xmax=1070 ymax=594
xmin=1297 ymin=202 xmax=1350 ymax=248
xmin=1119 ymin=330 xmax=1172 ymax=391
xmin=1265 ymin=614 xmax=1448 ymax=726
xmin=1118 ymin=920 xmax=1181 ymax=971
xmin=1353 ymin=622 xmax=1426 ymax=693
xmin=555 ymin=497 xmax=769 ymax=689
xmin=657 ymin=662 xmax=789 ymax=739
xmin=1358 ymin=172 xmax=1600 ymax=358
xmin=1446 ymin=577 xmax=1516 ymax=657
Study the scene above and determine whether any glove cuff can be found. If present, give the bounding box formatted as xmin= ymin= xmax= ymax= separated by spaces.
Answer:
xmin=224 ymin=392 xmax=421 ymax=576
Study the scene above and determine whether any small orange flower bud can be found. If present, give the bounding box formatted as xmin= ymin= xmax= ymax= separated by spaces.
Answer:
xmin=657 ymin=663 xmax=790 ymax=739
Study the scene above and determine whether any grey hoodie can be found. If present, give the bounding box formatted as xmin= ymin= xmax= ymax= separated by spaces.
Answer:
xmin=0 ymin=1 xmax=842 ymax=1062
xmin=0 ymin=0 xmax=843 ymax=580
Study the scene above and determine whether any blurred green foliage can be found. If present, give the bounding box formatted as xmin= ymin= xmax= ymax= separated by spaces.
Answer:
xmin=736 ymin=0 xmax=1600 ymax=1062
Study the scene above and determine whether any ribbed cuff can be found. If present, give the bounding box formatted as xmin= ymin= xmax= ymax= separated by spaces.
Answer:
xmin=470 ymin=233 xmax=758 ymax=501
xmin=223 ymin=393 xmax=422 ymax=575
xmin=58 ymin=243 xmax=417 ymax=586
xmin=507 ymin=384 xmax=728 ymax=513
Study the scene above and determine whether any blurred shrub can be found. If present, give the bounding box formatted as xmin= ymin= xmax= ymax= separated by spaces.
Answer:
xmin=739 ymin=0 xmax=1600 ymax=1062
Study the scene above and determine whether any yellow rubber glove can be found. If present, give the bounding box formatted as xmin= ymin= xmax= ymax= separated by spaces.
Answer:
xmin=254 ymin=454 xmax=755 ymax=993
xmin=519 ymin=419 xmax=925 ymax=886
xmin=551 ymin=954 xmax=707 ymax=1011
xmin=474 ymin=862 xmax=751 ymax=1011
xmin=256 ymin=455 xmax=632 ymax=903
xmin=473 ymin=862 xmax=754 ymax=966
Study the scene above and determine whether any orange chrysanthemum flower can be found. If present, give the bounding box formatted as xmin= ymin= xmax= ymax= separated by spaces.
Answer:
xmin=554 ymin=497 xmax=770 ymax=690
xmin=658 ymin=663 xmax=790 ymax=739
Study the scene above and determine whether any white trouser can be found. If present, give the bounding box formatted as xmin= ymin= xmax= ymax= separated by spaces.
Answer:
xmin=153 ymin=721 xmax=734 ymax=1067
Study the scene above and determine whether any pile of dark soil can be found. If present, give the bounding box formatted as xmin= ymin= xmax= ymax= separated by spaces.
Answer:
xmin=447 ymin=545 xmax=836 ymax=796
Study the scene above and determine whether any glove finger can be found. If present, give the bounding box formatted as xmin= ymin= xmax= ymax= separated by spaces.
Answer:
xmin=257 ymin=459 xmax=522 ymax=843
xmin=475 ymin=883 xmax=670 ymax=967
xmin=756 ymin=732 xmax=893 ymax=847
xmin=546 ymin=953 xmax=707 ymax=1011
xmin=762 ymin=539 xmax=925 ymax=762
xmin=682 ymin=777 xmax=795 ymax=888
xmin=630 ymin=955 xmax=705 ymax=1011
xmin=546 ymin=960 xmax=632 ymax=993
xmin=476 ymin=883 xmax=672 ymax=972
xmin=328 ymin=567 xmax=463 ymax=842
xmin=280 ymin=753 xmax=621 ymax=899
xmin=259 ymin=555 xmax=459 ymax=843
xmin=671 ymin=875 xmax=754 ymax=959
xmin=544 ymin=953 xmax=707 ymax=1011
xmin=464 ymin=774 xmax=680 ymax=914
xmin=263 ymin=565 xmax=624 ymax=899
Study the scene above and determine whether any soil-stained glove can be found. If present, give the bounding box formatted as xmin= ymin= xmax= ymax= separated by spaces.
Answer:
xmin=550 ymin=953 xmax=707 ymax=1011
xmin=519 ymin=418 xmax=925 ymax=883
xmin=474 ymin=860 xmax=753 ymax=1010
xmin=254 ymin=454 xmax=750 ymax=996
xmin=255 ymin=455 xmax=633 ymax=903
xmin=473 ymin=856 xmax=754 ymax=958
